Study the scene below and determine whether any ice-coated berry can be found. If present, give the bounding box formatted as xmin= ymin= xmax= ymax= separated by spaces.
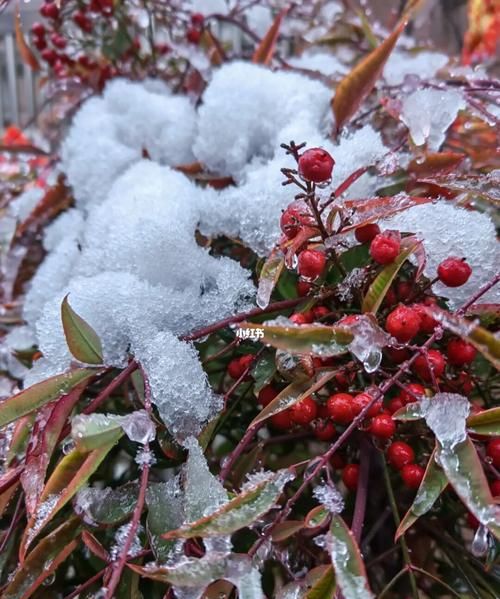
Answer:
xmin=387 ymin=441 xmax=415 ymax=469
xmin=370 ymin=234 xmax=400 ymax=264
xmin=447 ymin=338 xmax=477 ymax=366
xmin=298 ymin=148 xmax=335 ymax=183
xmin=342 ymin=464 xmax=360 ymax=490
xmin=370 ymin=413 xmax=396 ymax=439
xmin=297 ymin=249 xmax=326 ymax=279
xmin=437 ymin=257 xmax=472 ymax=287
xmin=355 ymin=223 xmax=380 ymax=244
xmin=290 ymin=396 xmax=318 ymax=425
xmin=401 ymin=464 xmax=425 ymax=489
xmin=327 ymin=393 xmax=354 ymax=424
xmin=486 ymin=438 xmax=500 ymax=468
xmin=412 ymin=350 xmax=446 ymax=381
xmin=386 ymin=305 xmax=422 ymax=343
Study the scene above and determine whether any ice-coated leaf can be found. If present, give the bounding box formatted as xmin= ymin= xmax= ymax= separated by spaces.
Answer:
xmin=239 ymin=317 xmax=353 ymax=356
xmin=326 ymin=515 xmax=374 ymax=599
xmin=21 ymin=433 xmax=121 ymax=556
xmin=22 ymin=385 xmax=84 ymax=516
xmin=408 ymin=152 xmax=465 ymax=178
xmin=305 ymin=565 xmax=336 ymax=599
xmin=392 ymin=402 xmax=424 ymax=421
xmin=305 ymin=505 xmax=330 ymax=529
xmin=252 ymin=350 xmax=277 ymax=395
xmin=250 ymin=372 xmax=336 ymax=427
xmin=256 ymin=249 xmax=285 ymax=309
xmin=14 ymin=9 xmax=40 ymax=71
xmin=163 ymin=470 xmax=294 ymax=540
xmin=252 ymin=8 xmax=288 ymax=65
xmin=0 ymin=368 xmax=98 ymax=428
xmin=424 ymin=306 xmax=500 ymax=369
xmin=467 ymin=407 xmax=500 ymax=436
xmin=271 ymin=520 xmax=304 ymax=542
xmin=332 ymin=20 xmax=405 ymax=132
xmin=71 ymin=409 xmax=155 ymax=451
xmin=75 ymin=482 xmax=139 ymax=526
xmin=362 ymin=237 xmax=422 ymax=314
xmin=146 ymin=479 xmax=184 ymax=562
xmin=396 ymin=446 xmax=448 ymax=539
xmin=437 ymin=437 xmax=500 ymax=540
xmin=61 ymin=295 xmax=104 ymax=364
xmin=130 ymin=552 xmax=252 ymax=587
xmin=342 ymin=314 xmax=392 ymax=373
xmin=3 ymin=518 xmax=80 ymax=599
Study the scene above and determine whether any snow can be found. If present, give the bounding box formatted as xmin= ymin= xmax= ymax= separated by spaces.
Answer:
xmin=313 ymin=481 xmax=344 ymax=514
xmin=382 ymin=201 xmax=499 ymax=307
xmin=289 ymin=50 xmax=348 ymax=78
xmin=8 ymin=187 xmax=43 ymax=222
xmin=400 ymin=89 xmax=465 ymax=150
xmin=384 ymin=49 xmax=448 ymax=86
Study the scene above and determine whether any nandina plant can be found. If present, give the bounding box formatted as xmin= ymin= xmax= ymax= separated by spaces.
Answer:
xmin=0 ymin=1 xmax=499 ymax=598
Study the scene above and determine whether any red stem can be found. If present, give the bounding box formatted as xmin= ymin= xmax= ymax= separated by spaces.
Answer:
xmin=351 ymin=435 xmax=371 ymax=542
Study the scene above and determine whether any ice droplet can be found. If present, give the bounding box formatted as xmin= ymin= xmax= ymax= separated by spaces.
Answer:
xmin=471 ymin=525 xmax=490 ymax=557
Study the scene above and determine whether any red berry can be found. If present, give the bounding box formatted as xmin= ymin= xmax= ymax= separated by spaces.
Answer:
xmin=280 ymin=206 xmax=303 ymax=239
xmin=355 ymin=223 xmax=380 ymax=244
xmin=290 ymin=313 xmax=309 ymax=325
xmin=296 ymin=280 xmax=312 ymax=297
xmin=191 ymin=12 xmax=205 ymax=26
xmin=186 ymin=27 xmax=201 ymax=44
xmin=386 ymin=305 xmax=422 ymax=343
xmin=50 ymin=33 xmax=67 ymax=49
xmin=270 ymin=409 xmax=293 ymax=430
xmin=447 ymin=338 xmax=477 ymax=366
xmin=342 ymin=464 xmax=360 ymax=491
xmin=258 ymin=385 xmax=278 ymax=407
xmin=412 ymin=303 xmax=438 ymax=334
xmin=227 ymin=355 xmax=253 ymax=380
xmin=490 ymin=480 xmax=500 ymax=497
xmin=412 ymin=350 xmax=446 ymax=381
xmin=73 ymin=11 xmax=93 ymax=33
xmin=401 ymin=464 xmax=425 ymax=489
xmin=313 ymin=306 xmax=330 ymax=320
xmin=330 ymin=453 xmax=344 ymax=470
xmin=486 ymin=439 xmax=500 ymax=468
xmin=383 ymin=287 xmax=397 ymax=307
xmin=437 ymin=257 xmax=472 ymax=287
xmin=387 ymin=397 xmax=405 ymax=414
xmin=370 ymin=234 xmax=400 ymax=265
xmin=352 ymin=392 xmax=382 ymax=418
xmin=467 ymin=511 xmax=479 ymax=529
xmin=298 ymin=148 xmax=335 ymax=183
xmin=327 ymin=393 xmax=354 ymax=424
xmin=297 ymin=249 xmax=326 ymax=279
xmin=290 ymin=396 xmax=318 ymax=425
xmin=33 ymin=36 xmax=47 ymax=51
xmin=40 ymin=48 xmax=57 ymax=65
xmin=399 ymin=383 xmax=426 ymax=404
xmin=396 ymin=281 xmax=412 ymax=301
xmin=31 ymin=22 xmax=46 ymax=37
xmin=387 ymin=441 xmax=415 ymax=469
xmin=313 ymin=420 xmax=336 ymax=441
xmin=40 ymin=1 xmax=60 ymax=19
xmin=370 ymin=413 xmax=396 ymax=439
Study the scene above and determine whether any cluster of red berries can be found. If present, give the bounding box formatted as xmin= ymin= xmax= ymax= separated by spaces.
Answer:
xmin=186 ymin=13 xmax=205 ymax=44
xmin=387 ymin=441 xmax=425 ymax=489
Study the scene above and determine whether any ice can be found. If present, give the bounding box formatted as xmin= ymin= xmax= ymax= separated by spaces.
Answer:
xmin=326 ymin=532 xmax=374 ymax=599
xmin=382 ymin=201 xmax=499 ymax=307
xmin=120 ymin=410 xmax=156 ymax=444
xmin=343 ymin=315 xmax=391 ymax=373
xmin=421 ymin=393 xmax=470 ymax=450
xmin=42 ymin=209 xmax=85 ymax=252
xmin=400 ymin=89 xmax=465 ymax=150
xmin=471 ymin=525 xmax=490 ymax=557
xmin=313 ymin=481 xmax=345 ymax=514
xmin=193 ymin=61 xmax=332 ymax=176
xmin=146 ymin=478 xmax=184 ymax=562
xmin=183 ymin=437 xmax=228 ymax=521
xmin=383 ymin=49 xmax=448 ymax=86
xmin=110 ymin=522 xmax=143 ymax=561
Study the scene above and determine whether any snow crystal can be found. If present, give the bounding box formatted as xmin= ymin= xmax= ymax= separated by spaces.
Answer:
xmin=383 ymin=50 xmax=448 ymax=86
xmin=313 ymin=482 xmax=344 ymax=514
xmin=400 ymin=89 xmax=465 ymax=150
xmin=420 ymin=393 xmax=470 ymax=450
xmin=110 ymin=522 xmax=143 ymax=561
xmin=382 ymin=201 xmax=499 ymax=307
xmin=42 ymin=209 xmax=84 ymax=252
xmin=193 ymin=61 xmax=332 ymax=176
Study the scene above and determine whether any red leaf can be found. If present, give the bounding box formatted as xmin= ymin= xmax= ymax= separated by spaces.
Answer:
xmin=82 ymin=529 xmax=110 ymax=562
xmin=14 ymin=9 xmax=40 ymax=72
xmin=408 ymin=152 xmax=466 ymax=178
xmin=252 ymin=8 xmax=288 ymax=65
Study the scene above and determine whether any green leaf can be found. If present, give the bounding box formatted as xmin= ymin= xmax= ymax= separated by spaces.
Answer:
xmin=4 ymin=518 xmax=81 ymax=599
xmin=146 ymin=481 xmax=183 ymax=563
xmin=306 ymin=565 xmax=336 ymax=599
xmin=305 ymin=505 xmax=330 ymax=529
xmin=396 ymin=446 xmax=448 ymax=539
xmin=252 ymin=351 xmax=277 ymax=395
xmin=328 ymin=516 xmax=374 ymax=599
xmin=362 ymin=238 xmax=421 ymax=314
xmin=437 ymin=437 xmax=500 ymax=540
xmin=162 ymin=469 xmax=293 ymax=540
xmin=21 ymin=433 xmax=121 ymax=557
xmin=239 ymin=319 xmax=353 ymax=356
xmin=61 ymin=295 xmax=103 ymax=364
xmin=467 ymin=407 xmax=500 ymax=436
xmin=77 ymin=482 xmax=139 ymax=526
xmin=0 ymin=368 xmax=98 ymax=428
xmin=271 ymin=520 xmax=304 ymax=542
xmin=256 ymin=250 xmax=285 ymax=309
xmin=326 ymin=244 xmax=370 ymax=285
